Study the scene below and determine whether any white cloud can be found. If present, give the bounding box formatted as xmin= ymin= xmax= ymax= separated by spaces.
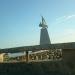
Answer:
xmin=51 ymin=15 xmax=75 ymax=43
xmin=55 ymin=15 xmax=75 ymax=24
xmin=65 ymin=15 xmax=75 ymax=20
xmin=56 ymin=16 xmax=66 ymax=21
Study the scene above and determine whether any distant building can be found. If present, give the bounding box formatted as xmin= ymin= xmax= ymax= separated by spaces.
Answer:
xmin=0 ymin=53 xmax=9 ymax=62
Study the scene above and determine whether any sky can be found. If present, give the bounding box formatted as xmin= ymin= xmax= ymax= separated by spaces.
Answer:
xmin=0 ymin=0 xmax=75 ymax=49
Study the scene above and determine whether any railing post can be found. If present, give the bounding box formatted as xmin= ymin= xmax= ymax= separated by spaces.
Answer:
xmin=26 ymin=51 xmax=29 ymax=63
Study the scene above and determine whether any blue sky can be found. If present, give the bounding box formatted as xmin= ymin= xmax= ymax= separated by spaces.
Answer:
xmin=0 ymin=0 xmax=75 ymax=49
